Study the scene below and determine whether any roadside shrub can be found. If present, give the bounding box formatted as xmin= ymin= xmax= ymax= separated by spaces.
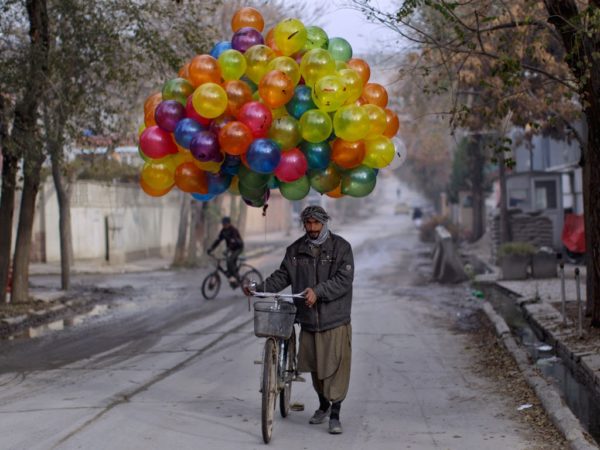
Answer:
xmin=498 ymin=241 xmax=536 ymax=258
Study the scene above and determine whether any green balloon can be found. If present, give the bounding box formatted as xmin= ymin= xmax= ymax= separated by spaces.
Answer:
xmin=341 ymin=165 xmax=377 ymax=197
xmin=327 ymin=37 xmax=353 ymax=62
xmin=309 ymin=164 xmax=341 ymax=194
xmin=239 ymin=181 xmax=267 ymax=200
xmin=304 ymin=26 xmax=329 ymax=51
xmin=238 ymin=165 xmax=270 ymax=189
xmin=280 ymin=176 xmax=310 ymax=200
xmin=268 ymin=116 xmax=302 ymax=150
xmin=162 ymin=78 xmax=194 ymax=106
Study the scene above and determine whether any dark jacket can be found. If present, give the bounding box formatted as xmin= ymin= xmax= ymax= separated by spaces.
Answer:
xmin=210 ymin=226 xmax=244 ymax=252
xmin=258 ymin=232 xmax=354 ymax=332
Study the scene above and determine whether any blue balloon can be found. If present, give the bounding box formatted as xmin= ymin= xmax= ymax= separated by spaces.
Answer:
xmin=192 ymin=192 xmax=215 ymax=202
xmin=267 ymin=175 xmax=280 ymax=189
xmin=174 ymin=118 xmax=205 ymax=149
xmin=207 ymin=173 xmax=232 ymax=195
xmin=210 ymin=41 xmax=232 ymax=58
xmin=221 ymin=154 xmax=241 ymax=175
xmin=300 ymin=141 xmax=331 ymax=170
xmin=286 ymin=85 xmax=317 ymax=120
xmin=246 ymin=139 xmax=281 ymax=174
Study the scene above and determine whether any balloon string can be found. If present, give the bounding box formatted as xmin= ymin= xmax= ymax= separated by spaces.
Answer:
xmin=263 ymin=203 xmax=268 ymax=293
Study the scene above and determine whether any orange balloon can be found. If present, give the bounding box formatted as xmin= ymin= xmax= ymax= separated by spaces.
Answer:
xmin=188 ymin=55 xmax=222 ymax=87
xmin=223 ymin=80 xmax=253 ymax=116
xmin=174 ymin=161 xmax=209 ymax=194
xmin=218 ymin=121 xmax=253 ymax=155
xmin=144 ymin=92 xmax=162 ymax=117
xmin=140 ymin=177 xmax=172 ymax=197
xmin=362 ymin=83 xmax=388 ymax=108
xmin=231 ymin=7 xmax=264 ymax=32
xmin=265 ymin=27 xmax=283 ymax=55
xmin=331 ymin=139 xmax=365 ymax=169
xmin=326 ymin=183 xmax=343 ymax=198
xmin=178 ymin=62 xmax=191 ymax=80
xmin=258 ymin=70 xmax=294 ymax=109
xmin=347 ymin=58 xmax=370 ymax=85
xmin=383 ymin=108 xmax=400 ymax=137
xmin=144 ymin=109 xmax=157 ymax=127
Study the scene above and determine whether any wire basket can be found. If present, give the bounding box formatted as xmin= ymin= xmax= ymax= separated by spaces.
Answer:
xmin=253 ymin=301 xmax=297 ymax=339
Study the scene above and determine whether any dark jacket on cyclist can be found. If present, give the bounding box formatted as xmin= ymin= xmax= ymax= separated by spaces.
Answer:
xmin=257 ymin=232 xmax=353 ymax=333
xmin=208 ymin=219 xmax=243 ymax=278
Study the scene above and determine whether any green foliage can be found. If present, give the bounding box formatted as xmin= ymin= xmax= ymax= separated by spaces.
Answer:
xmin=69 ymin=156 xmax=138 ymax=183
xmin=498 ymin=241 xmax=537 ymax=258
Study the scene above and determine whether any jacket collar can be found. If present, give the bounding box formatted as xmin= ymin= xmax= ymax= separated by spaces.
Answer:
xmin=297 ymin=232 xmax=334 ymax=256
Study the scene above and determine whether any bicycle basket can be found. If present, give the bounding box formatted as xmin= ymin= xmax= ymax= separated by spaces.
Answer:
xmin=253 ymin=301 xmax=297 ymax=339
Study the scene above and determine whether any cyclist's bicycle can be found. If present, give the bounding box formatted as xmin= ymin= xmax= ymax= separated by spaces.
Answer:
xmin=201 ymin=253 xmax=263 ymax=300
xmin=251 ymin=290 xmax=304 ymax=444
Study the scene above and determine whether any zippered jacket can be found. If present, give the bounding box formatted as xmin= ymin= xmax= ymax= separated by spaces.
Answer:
xmin=257 ymin=232 xmax=354 ymax=332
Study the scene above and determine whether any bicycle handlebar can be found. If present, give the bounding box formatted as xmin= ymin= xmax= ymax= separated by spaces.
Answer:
xmin=251 ymin=291 xmax=305 ymax=299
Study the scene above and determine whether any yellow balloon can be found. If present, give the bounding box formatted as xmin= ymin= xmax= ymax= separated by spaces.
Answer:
xmin=267 ymin=56 xmax=301 ymax=85
xmin=362 ymin=104 xmax=388 ymax=138
xmin=271 ymin=106 xmax=289 ymax=119
xmin=335 ymin=60 xmax=349 ymax=71
xmin=218 ymin=49 xmax=247 ymax=81
xmin=195 ymin=159 xmax=222 ymax=173
xmin=299 ymin=109 xmax=332 ymax=143
xmin=244 ymin=45 xmax=275 ymax=84
xmin=229 ymin=176 xmax=241 ymax=195
xmin=312 ymin=75 xmax=347 ymax=112
xmin=363 ymin=136 xmax=395 ymax=168
xmin=300 ymin=49 xmax=336 ymax=87
xmin=333 ymin=105 xmax=369 ymax=141
xmin=274 ymin=18 xmax=307 ymax=56
xmin=192 ymin=83 xmax=227 ymax=119
xmin=141 ymin=159 xmax=175 ymax=191
xmin=339 ymin=68 xmax=364 ymax=104
xmin=138 ymin=123 xmax=146 ymax=136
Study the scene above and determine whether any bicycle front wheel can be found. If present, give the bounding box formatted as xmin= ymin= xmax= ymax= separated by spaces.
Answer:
xmin=240 ymin=266 xmax=263 ymax=286
xmin=279 ymin=333 xmax=296 ymax=418
xmin=262 ymin=338 xmax=277 ymax=444
xmin=201 ymin=272 xmax=221 ymax=300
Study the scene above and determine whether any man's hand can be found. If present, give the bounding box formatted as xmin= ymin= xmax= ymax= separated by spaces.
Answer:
xmin=242 ymin=279 xmax=257 ymax=296
xmin=303 ymin=287 xmax=317 ymax=308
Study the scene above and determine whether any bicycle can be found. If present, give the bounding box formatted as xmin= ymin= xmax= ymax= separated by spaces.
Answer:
xmin=201 ymin=253 xmax=263 ymax=300
xmin=251 ymin=290 xmax=304 ymax=444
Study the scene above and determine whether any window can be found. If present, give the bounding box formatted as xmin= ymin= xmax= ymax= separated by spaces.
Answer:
xmin=534 ymin=180 xmax=557 ymax=210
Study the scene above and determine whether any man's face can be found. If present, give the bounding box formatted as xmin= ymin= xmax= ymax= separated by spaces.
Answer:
xmin=304 ymin=218 xmax=323 ymax=239
xmin=223 ymin=223 xmax=230 ymax=229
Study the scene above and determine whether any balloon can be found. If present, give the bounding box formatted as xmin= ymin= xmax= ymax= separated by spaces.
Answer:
xmin=162 ymin=78 xmax=194 ymax=106
xmin=223 ymin=80 xmax=253 ymax=116
xmin=274 ymin=148 xmax=307 ymax=182
xmin=188 ymin=55 xmax=221 ymax=87
xmin=174 ymin=118 xmax=205 ymax=149
xmin=383 ymin=108 xmax=400 ymax=137
xmin=341 ymin=165 xmax=376 ymax=197
xmin=274 ymin=18 xmax=307 ymax=56
xmin=304 ymin=26 xmax=328 ymax=50
xmin=328 ymin=37 xmax=352 ymax=62
xmin=207 ymin=172 xmax=232 ymax=195
xmin=196 ymin=158 xmax=223 ymax=173
xmin=185 ymin=96 xmax=211 ymax=126
xmin=333 ymin=105 xmax=369 ymax=141
xmin=308 ymin=163 xmax=341 ymax=193
xmin=210 ymin=41 xmax=232 ymax=58
xmin=335 ymin=60 xmax=349 ymax=71
xmin=231 ymin=7 xmax=264 ymax=32
xmin=174 ymin=161 xmax=209 ymax=194
xmin=300 ymin=141 xmax=331 ymax=170
xmin=362 ymin=83 xmax=389 ymax=108
xmin=268 ymin=115 xmax=302 ymax=150
xmin=190 ymin=131 xmax=220 ymax=162
xmin=140 ymin=177 xmax=172 ymax=197
xmin=221 ymin=154 xmax=242 ymax=175
xmin=228 ymin=175 xmax=240 ymax=195
xmin=239 ymin=181 xmax=268 ymax=199
xmin=363 ymin=136 xmax=395 ymax=168
xmin=331 ymin=138 xmax=365 ymax=169
xmin=218 ymin=49 xmax=247 ymax=80
xmin=244 ymin=45 xmax=276 ymax=84
xmin=178 ymin=63 xmax=190 ymax=80
xmin=219 ymin=121 xmax=253 ymax=155
xmin=192 ymin=83 xmax=228 ymax=119
xmin=237 ymin=101 xmax=273 ymax=137
xmin=246 ymin=138 xmax=281 ymax=174
xmin=139 ymin=126 xmax=179 ymax=159
xmin=326 ymin=183 xmax=343 ymax=198
xmin=192 ymin=192 xmax=216 ymax=201
xmin=264 ymin=27 xmax=283 ymax=55
xmin=299 ymin=109 xmax=332 ymax=143
xmin=144 ymin=93 xmax=162 ymax=118
xmin=267 ymin=56 xmax=301 ymax=86
xmin=286 ymin=85 xmax=317 ymax=119
xmin=300 ymin=49 xmax=336 ymax=87
xmin=141 ymin=160 xmax=175 ymax=191
xmin=209 ymin=114 xmax=235 ymax=136
xmin=267 ymin=175 xmax=280 ymax=189
xmin=231 ymin=27 xmax=264 ymax=53
xmin=362 ymin=104 xmax=388 ymax=138
xmin=279 ymin=176 xmax=310 ymax=200
xmin=154 ymin=100 xmax=186 ymax=132
xmin=258 ymin=70 xmax=295 ymax=109
xmin=312 ymin=75 xmax=347 ymax=112
xmin=347 ymin=58 xmax=371 ymax=85
xmin=339 ymin=68 xmax=363 ymax=104
xmin=243 ymin=188 xmax=270 ymax=207
xmin=238 ymin=164 xmax=271 ymax=188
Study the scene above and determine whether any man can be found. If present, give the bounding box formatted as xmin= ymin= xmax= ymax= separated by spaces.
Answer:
xmin=207 ymin=217 xmax=244 ymax=285
xmin=244 ymin=205 xmax=354 ymax=435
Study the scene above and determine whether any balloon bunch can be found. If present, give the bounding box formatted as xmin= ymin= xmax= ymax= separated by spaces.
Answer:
xmin=138 ymin=7 xmax=400 ymax=206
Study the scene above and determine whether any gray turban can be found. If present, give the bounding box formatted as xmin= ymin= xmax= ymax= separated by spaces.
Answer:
xmin=300 ymin=205 xmax=330 ymax=224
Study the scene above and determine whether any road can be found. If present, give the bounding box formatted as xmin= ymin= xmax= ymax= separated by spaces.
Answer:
xmin=0 ymin=176 xmax=555 ymax=449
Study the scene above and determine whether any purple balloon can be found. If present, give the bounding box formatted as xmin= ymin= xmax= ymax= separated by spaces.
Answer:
xmin=155 ymin=100 xmax=186 ymax=132
xmin=190 ymin=131 xmax=220 ymax=162
xmin=209 ymin=115 xmax=235 ymax=136
xmin=231 ymin=27 xmax=264 ymax=53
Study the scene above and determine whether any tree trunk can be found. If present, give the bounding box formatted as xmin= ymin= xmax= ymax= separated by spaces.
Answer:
xmin=498 ymin=151 xmax=512 ymax=243
xmin=468 ymin=135 xmax=485 ymax=241
xmin=50 ymin=150 xmax=72 ymax=290
xmin=173 ymin=194 xmax=189 ymax=266
xmin=585 ymin=112 xmax=600 ymax=326
xmin=186 ymin=201 xmax=201 ymax=266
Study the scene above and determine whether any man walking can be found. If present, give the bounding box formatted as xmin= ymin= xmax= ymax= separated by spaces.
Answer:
xmin=245 ymin=205 xmax=354 ymax=434
xmin=207 ymin=217 xmax=244 ymax=285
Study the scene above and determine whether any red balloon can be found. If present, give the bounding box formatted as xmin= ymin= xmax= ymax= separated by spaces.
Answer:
xmin=236 ymin=101 xmax=273 ymax=138
xmin=139 ymin=126 xmax=178 ymax=159
xmin=186 ymin=96 xmax=211 ymax=126
xmin=274 ymin=148 xmax=307 ymax=182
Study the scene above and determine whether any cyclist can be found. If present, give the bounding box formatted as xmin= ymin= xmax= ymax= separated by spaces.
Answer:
xmin=207 ymin=217 xmax=244 ymax=285
xmin=244 ymin=205 xmax=354 ymax=435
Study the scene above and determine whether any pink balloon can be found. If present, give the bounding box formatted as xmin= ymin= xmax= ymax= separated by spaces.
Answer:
xmin=237 ymin=101 xmax=273 ymax=138
xmin=274 ymin=148 xmax=308 ymax=182
xmin=139 ymin=126 xmax=178 ymax=159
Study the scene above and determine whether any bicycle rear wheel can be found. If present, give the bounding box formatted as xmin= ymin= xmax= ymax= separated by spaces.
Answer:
xmin=201 ymin=272 xmax=221 ymax=300
xmin=240 ymin=266 xmax=263 ymax=286
xmin=279 ymin=333 xmax=296 ymax=418
xmin=262 ymin=338 xmax=277 ymax=444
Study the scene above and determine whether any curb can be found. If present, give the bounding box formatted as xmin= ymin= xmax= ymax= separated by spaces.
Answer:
xmin=481 ymin=302 xmax=598 ymax=450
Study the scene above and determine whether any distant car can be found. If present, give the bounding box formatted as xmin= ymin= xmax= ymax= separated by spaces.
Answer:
xmin=395 ymin=202 xmax=411 ymax=215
